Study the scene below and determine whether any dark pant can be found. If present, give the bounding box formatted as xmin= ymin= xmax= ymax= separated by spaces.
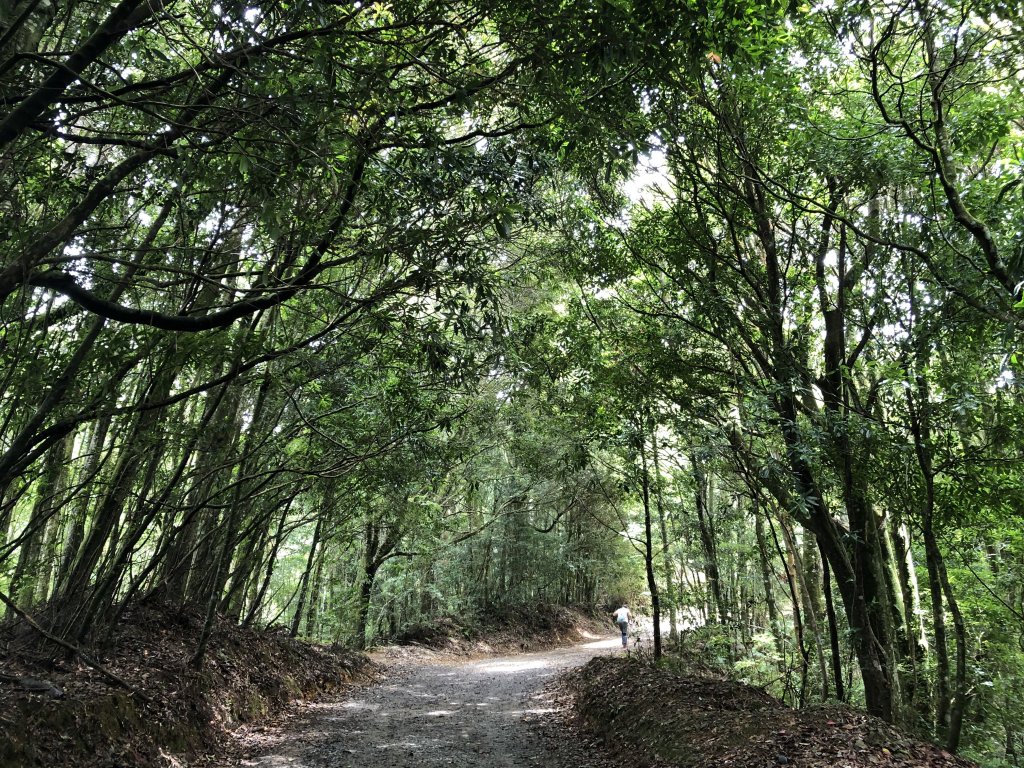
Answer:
xmin=618 ymin=621 xmax=628 ymax=645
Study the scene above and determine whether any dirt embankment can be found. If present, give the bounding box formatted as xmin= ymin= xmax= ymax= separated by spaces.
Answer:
xmin=378 ymin=605 xmax=612 ymax=661
xmin=0 ymin=603 xmax=607 ymax=768
xmin=562 ymin=656 xmax=977 ymax=768
xmin=0 ymin=604 xmax=373 ymax=768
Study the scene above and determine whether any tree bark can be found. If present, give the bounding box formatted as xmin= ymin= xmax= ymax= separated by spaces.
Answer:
xmin=55 ymin=362 xmax=175 ymax=642
xmin=639 ymin=429 xmax=662 ymax=659
xmin=650 ymin=426 xmax=678 ymax=642
xmin=291 ymin=515 xmax=323 ymax=638
xmin=775 ymin=383 xmax=897 ymax=721
xmin=691 ymin=453 xmax=724 ymax=624
xmin=768 ymin=513 xmax=808 ymax=705
xmin=754 ymin=507 xmax=786 ymax=670
xmin=8 ymin=434 xmax=69 ymax=610
xmin=242 ymin=498 xmax=295 ymax=628
xmin=939 ymin=547 xmax=968 ymax=753
xmin=54 ymin=414 xmax=111 ymax=595
xmin=819 ymin=543 xmax=845 ymax=702
xmin=891 ymin=519 xmax=928 ymax=715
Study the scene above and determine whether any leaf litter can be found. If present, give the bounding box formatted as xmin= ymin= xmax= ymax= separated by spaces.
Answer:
xmin=556 ymin=656 xmax=977 ymax=768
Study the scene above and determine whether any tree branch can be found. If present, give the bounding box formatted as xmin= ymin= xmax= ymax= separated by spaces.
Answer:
xmin=0 ymin=0 xmax=162 ymax=148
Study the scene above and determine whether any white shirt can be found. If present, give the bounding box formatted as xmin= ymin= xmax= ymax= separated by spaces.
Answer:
xmin=613 ymin=607 xmax=630 ymax=623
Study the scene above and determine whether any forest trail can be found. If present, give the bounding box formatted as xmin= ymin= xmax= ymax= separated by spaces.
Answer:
xmin=226 ymin=635 xmax=625 ymax=768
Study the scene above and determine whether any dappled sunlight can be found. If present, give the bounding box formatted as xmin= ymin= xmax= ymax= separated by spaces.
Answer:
xmin=507 ymin=706 xmax=558 ymax=716
xmin=583 ymin=637 xmax=622 ymax=650
xmin=233 ymin=638 xmax=621 ymax=765
xmin=377 ymin=740 xmax=427 ymax=750
xmin=340 ymin=700 xmax=379 ymax=711
xmin=387 ymin=685 xmax=442 ymax=699
xmin=475 ymin=658 xmax=551 ymax=674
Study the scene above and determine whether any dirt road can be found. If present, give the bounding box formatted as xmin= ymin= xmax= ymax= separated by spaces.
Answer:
xmin=231 ymin=634 xmax=624 ymax=768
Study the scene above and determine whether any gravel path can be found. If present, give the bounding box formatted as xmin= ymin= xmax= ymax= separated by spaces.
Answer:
xmin=233 ymin=634 xmax=625 ymax=768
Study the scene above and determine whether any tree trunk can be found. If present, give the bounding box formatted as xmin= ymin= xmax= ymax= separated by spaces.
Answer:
xmin=354 ymin=512 xmax=402 ymax=650
xmin=692 ymin=453 xmax=724 ymax=623
xmin=54 ymin=413 xmax=111 ymax=595
xmin=640 ymin=432 xmax=661 ymax=659
xmin=728 ymin=406 xmax=897 ymax=718
xmin=651 ymin=427 xmax=678 ymax=642
xmin=164 ymin=374 xmax=246 ymax=607
xmin=778 ymin=515 xmax=813 ymax=704
xmin=219 ymin=374 xmax=276 ymax=621
xmin=891 ymin=519 xmax=927 ymax=715
xmin=305 ymin=548 xmax=326 ymax=641
xmin=291 ymin=515 xmax=323 ymax=638
xmin=56 ymin=363 xmax=175 ymax=642
xmin=355 ymin=561 xmax=378 ymax=651
xmin=754 ymin=507 xmax=786 ymax=670
xmin=191 ymin=490 xmax=246 ymax=669
xmin=243 ymin=496 xmax=295 ymax=628
xmin=939 ymin=547 xmax=968 ymax=753
xmin=819 ymin=543 xmax=845 ymax=702
xmin=775 ymin=385 xmax=897 ymax=721
xmin=797 ymin=521 xmax=831 ymax=700
xmin=768 ymin=513 xmax=807 ymax=706
xmin=806 ymin=205 xmax=900 ymax=719
xmin=86 ymin=409 xmax=193 ymax=639
xmin=8 ymin=434 xmax=69 ymax=610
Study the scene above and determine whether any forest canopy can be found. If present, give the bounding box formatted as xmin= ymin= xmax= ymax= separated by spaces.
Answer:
xmin=1 ymin=0 xmax=1022 ymax=764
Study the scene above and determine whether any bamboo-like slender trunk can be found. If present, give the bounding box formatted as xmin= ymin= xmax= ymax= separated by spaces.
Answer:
xmin=650 ymin=427 xmax=678 ymax=642
xmin=8 ymin=434 xmax=69 ymax=610
xmin=818 ymin=543 xmax=844 ymax=702
xmin=754 ymin=508 xmax=786 ymax=670
xmin=639 ymin=430 xmax=662 ymax=660
xmin=768 ymin=513 xmax=807 ymax=706
xmin=692 ymin=454 xmax=724 ymax=623
xmin=291 ymin=515 xmax=324 ymax=638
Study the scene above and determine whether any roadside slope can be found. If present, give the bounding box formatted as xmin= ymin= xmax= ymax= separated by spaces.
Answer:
xmin=563 ymin=657 xmax=976 ymax=768
xmin=0 ymin=603 xmax=373 ymax=768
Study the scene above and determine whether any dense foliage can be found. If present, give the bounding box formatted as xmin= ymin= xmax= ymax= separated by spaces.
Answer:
xmin=1 ymin=0 xmax=1022 ymax=764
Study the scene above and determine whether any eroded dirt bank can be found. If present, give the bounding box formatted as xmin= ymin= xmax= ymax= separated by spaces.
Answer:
xmin=0 ymin=604 xmax=373 ymax=768
xmin=565 ymin=656 xmax=977 ymax=768
xmin=221 ymin=637 xmax=624 ymax=768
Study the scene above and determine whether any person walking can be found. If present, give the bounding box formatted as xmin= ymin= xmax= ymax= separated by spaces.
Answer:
xmin=612 ymin=604 xmax=631 ymax=648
